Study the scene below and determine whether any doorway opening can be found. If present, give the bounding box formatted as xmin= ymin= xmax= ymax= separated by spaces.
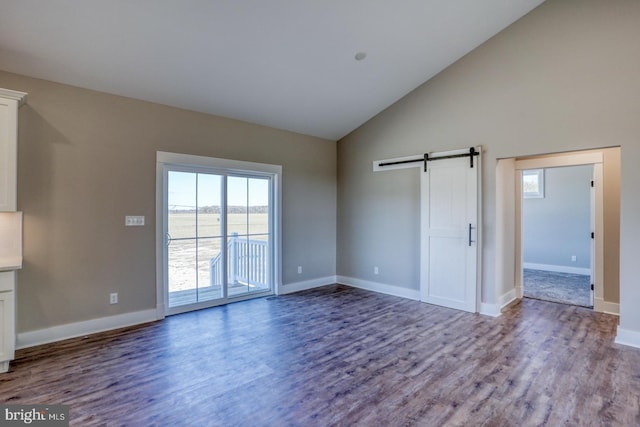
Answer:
xmin=521 ymin=165 xmax=594 ymax=308
xmin=498 ymin=147 xmax=622 ymax=316
xmin=156 ymin=152 xmax=281 ymax=316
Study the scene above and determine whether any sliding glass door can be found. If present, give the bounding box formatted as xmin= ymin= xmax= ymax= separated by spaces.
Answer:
xmin=164 ymin=166 xmax=273 ymax=314
xmin=226 ymin=176 xmax=271 ymax=296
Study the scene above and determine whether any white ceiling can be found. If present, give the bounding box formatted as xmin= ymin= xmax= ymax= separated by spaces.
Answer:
xmin=0 ymin=1 xmax=544 ymax=140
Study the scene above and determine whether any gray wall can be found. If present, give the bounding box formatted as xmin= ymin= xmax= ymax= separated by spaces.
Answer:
xmin=337 ymin=0 xmax=634 ymax=319
xmin=522 ymin=165 xmax=593 ymax=270
xmin=0 ymin=70 xmax=337 ymax=334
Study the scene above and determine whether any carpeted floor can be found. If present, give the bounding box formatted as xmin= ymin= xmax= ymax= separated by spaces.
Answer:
xmin=523 ymin=268 xmax=592 ymax=308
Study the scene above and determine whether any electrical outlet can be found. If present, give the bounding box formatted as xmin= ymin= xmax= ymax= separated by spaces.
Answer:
xmin=571 ymin=255 xmax=577 ymax=262
xmin=374 ymin=266 xmax=379 ymax=275
xmin=110 ymin=293 xmax=118 ymax=304
xmin=297 ymin=266 xmax=302 ymax=274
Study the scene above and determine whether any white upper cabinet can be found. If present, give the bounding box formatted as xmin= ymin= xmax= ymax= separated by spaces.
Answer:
xmin=0 ymin=89 xmax=27 ymax=212
xmin=0 ymin=88 xmax=26 ymax=373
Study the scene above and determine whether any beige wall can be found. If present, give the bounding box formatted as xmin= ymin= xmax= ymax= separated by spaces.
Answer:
xmin=337 ymin=0 xmax=639 ymax=327
xmin=0 ymin=71 xmax=336 ymax=333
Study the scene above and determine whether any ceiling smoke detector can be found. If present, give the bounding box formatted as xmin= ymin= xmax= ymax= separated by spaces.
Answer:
xmin=354 ymin=52 xmax=367 ymax=61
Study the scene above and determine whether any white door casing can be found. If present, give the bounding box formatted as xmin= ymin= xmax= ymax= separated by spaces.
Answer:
xmin=155 ymin=151 xmax=282 ymax=318
xmin=420 ymin=149 xmax=479 ymax=313
xmin=513 ymin=152 xmax=604 ymax=312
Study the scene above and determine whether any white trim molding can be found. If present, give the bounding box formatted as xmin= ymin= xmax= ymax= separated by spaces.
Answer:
xmin=480 ymin=303 xmax=501 ymax=317
xmin=16 ymin=309 xmax=159 ymax=350
xmin=594 ymin=298 xmax=619 ymax=316
xmin=499 ymin=288 xmax=517 ymax=311
xmin=514 ymin=151 xmax=603 ymax=170
xmin=278 ymin=276 xmax=337 ymax=295
xmin=337 ymin=276 xmax=420 ymax=301
xmin=373 ymin=154 xmax=425 ymax=172
xmin=0 ymin=88 xmax=27 ymax=106
xmin=615 ymin=327 xmax=640 ymax=349
xmin=480 ymin=288 xmax=517 ymax=317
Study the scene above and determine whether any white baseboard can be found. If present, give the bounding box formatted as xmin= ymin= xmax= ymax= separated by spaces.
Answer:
xmin=336 ymin=276 xmax=420 ymax=301
xmin=499 ymin=288 xmax=517 ymax=309
xmin=594 ymin=298 xmax=620 ymax=315
xmin=479 ymin=303 xmax=500 ymax=317
xmin=515 ymin=285 xmax=523 ymax=299
xmin=523 ymin=263 xmax=590 ymax=276
xmin=479 ymin=288 xmax=517 ymax=317
xmin=615 ymin=327 xmax=640 ymax=349
xmin=278 ymin=276 xmax=337 ymax=295
xmin=16 ymin=309 xmax=160 ymax=350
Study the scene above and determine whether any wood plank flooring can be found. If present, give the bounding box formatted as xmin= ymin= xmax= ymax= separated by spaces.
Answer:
xmin=1 ymin=285 xmax=637 ymax=426
xmin=168 ymin=283 xmax=269 ymax=307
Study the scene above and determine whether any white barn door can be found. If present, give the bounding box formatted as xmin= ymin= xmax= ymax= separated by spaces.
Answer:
xmin=420 ymin=149 xmax=479 ymax=313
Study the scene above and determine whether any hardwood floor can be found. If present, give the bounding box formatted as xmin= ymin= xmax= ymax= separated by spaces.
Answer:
xmin=1 ymin=285 xmax=637 ymax=426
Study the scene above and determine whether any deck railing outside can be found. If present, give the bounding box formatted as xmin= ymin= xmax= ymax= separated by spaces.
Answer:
xmin=209 ymin=232 xmax=269 ymax=290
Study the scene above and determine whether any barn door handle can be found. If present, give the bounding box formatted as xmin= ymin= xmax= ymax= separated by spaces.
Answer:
xmin=468 ymin=224 xmax=473 ymax=247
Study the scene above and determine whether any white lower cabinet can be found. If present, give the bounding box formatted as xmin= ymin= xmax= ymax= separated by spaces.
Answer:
xmin=0 ymin=272 xmax=15 ymax=372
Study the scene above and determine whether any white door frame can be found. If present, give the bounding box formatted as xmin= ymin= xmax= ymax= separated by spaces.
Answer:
xmin=513 ymin=151 xmax=603 ymax=310
xmin=155 ymin=151 xmax=282 ymax=319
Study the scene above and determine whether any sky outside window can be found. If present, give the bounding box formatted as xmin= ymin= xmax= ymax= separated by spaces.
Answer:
xmin=168 ymin=171 xmax=269 ymax=210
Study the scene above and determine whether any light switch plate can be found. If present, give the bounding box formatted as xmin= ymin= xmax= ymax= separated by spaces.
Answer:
xmin=125 ymin=216 xmax=145 ymax=226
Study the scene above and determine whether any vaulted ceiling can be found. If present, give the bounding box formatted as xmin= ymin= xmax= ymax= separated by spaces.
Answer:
xmin=0 ymin=1 xmax=545 ymax=140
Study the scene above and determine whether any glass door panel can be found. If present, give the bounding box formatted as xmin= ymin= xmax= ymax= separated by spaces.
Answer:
xmin=167 ymin=171 xmax=197 ymax=307
xmin=227 ymin=176 xmax=249 ymax=296
xmin=197 ymin=237 xmax=224 ymax=302
xmin=227 ymin=176 xmax=271 ymax=296
xmin=167 ymin=171 xmax=223 ymax=308
xmin=167 ymin=239 xmax=197 ymax=307
xmin=248 ymin=177 xmax=270 ymax=293
xmin=165 ymin=167 xmax=273 ymax=312
xmin=249 ymin=178 xmax=270 ymax=235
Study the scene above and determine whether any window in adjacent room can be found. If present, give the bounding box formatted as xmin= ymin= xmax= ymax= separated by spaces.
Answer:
xmin=523 ymin=169 xmax=544 ymax=198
